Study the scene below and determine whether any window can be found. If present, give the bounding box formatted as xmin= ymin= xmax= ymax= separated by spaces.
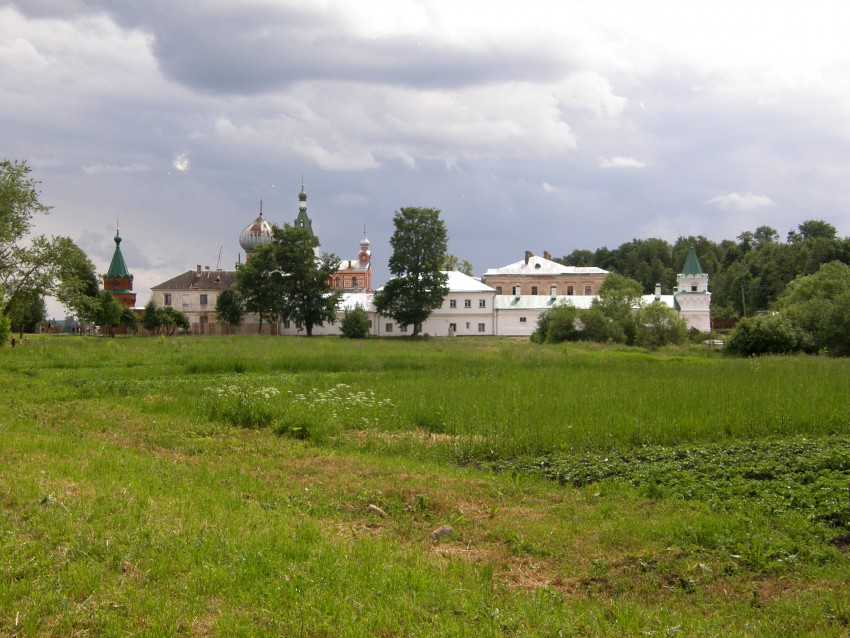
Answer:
xmin=351 ymin=276 xmax=358 ymax=288
xmin=691 ymin=284 xmax=698 ymax=292
xmin=399 ymin=325 xmax=408 ymax=333
xmin=182 ymin=294 xmax=190 ymax=307
xmin=478 ymin=323 xmax=485 ymax=332
xmin=449 ymin=299 xmax=457 ymax=308
xmin=164 ymin=293 xmax=172 ymax=306
xmin=496 ymin=286 xmax=503 ymax=294
xmin=584 ymin=285 xmax=592 ymax=295
xmin=550 ymin=284 xmax=557 ymax=296
xmin=479 ymin=299 xmax=486 ymax=308
xmin=567 ymin=286 xmax=574 ymax=296
xmin=465 ymin=322 xmax=470 ymax=329
xmin=335 ymin=277 xmax=341 ymax=287
xmin=513 ymin=283 xmax=521 ymax=295
xmin=199 ymin=294 xmax=208 ymax=306
xmin=385 ymin=323 xmax=393 ymax=333
xmin=283 ymin=320 xmax=291 ymax=329
xmin=531 ymin=286 xmax=538 ymax=295
xmin=519 ymin=317 xmax=527 ymax=323
xmin=464 ymin=299 xmax=471 ymax=308
xmin=449 ymin=323 xmax=457 ymax=333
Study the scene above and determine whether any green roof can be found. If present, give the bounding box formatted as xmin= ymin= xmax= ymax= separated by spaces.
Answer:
xmin=106 ymin=231 xmax=131 ymax=278
xmin=294 ymin=186 xmax=315 ymax=237
xmin=680 ymin=247 xmax=704 ymax=276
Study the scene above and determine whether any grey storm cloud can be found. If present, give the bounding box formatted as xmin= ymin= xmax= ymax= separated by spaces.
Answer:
xmin=12 ymin=0 xmax=571 ymax=94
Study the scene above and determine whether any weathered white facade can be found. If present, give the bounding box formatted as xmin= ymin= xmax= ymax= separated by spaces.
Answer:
xmin=278 ymin=272 xmax=497 ymax=337
xmin=673 ymin=247 xmax=712 ymax=333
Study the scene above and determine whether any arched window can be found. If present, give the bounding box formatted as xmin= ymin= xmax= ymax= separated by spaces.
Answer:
xmin=335 ymin=277 xmax=341 ymax=287
xmin=352 ymin=276 xmax=358 ymax=287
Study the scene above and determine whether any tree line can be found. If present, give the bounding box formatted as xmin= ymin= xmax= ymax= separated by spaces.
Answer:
xmin=556 ymin=219 xmax=849 ymax=318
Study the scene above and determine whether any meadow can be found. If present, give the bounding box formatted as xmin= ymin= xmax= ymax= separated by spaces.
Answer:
xmin=1 ymin=335 xmax=849 ymax=636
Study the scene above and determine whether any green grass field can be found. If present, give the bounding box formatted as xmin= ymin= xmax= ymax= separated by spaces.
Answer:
xmin=2 ymin=335 xmax=849 ymax=636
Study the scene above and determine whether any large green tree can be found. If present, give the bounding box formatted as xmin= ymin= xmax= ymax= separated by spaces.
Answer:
xmin=236 ymin=245 xmax=280 ymax=334
xmin=236 ymin=224 xmax=341 ymax=336
xmin=1 ymin=160 xmax=98 ymax=320
xmin=374 ymin=207 xmax=449 ymax=336
xmin=52 ymin=237 xmax=99 ymax=321
xmin=1 ymin=160 xmax=51 ymax=309
xmin=268 ymin=224 xmax=341 ymax=337
xmin=778 ymin=260 xmax=850 ymax=356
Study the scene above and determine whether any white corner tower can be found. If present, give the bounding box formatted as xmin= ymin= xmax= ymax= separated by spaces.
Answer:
xmin=674 ymin=247 xmax=711 ymax=332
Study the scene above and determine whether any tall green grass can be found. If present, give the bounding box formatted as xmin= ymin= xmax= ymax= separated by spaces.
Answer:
xmin=3 ymin=335 xmax=848 ymax=459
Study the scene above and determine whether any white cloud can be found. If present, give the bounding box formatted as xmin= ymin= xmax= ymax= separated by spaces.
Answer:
xmin=556 ymin=72 xmax=627 ymax=119
xmin=598 ymin=156 xmax=647 ymax=169
xmin=542 ymin=182 xmax=558 ymax=193
xmin=172 ymin=153 xmax=191 ymax=172
xmin=705 ymin=192 xmax=775 ymax=211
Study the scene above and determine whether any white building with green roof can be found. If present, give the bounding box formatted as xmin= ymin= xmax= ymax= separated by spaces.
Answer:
xmin=674 ymin=246 xmax=711 ymax=332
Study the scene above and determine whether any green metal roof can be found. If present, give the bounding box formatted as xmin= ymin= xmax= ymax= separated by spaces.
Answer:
xmin=106 ymin=231 xmax=131 ymax=278
xmin=680 ymin=246 xmax=704 ymax=276
xmin=294 ymin=186 xmax=315 ymax=237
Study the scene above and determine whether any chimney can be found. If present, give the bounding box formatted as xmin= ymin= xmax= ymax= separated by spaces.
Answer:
xmin=655 ymin=283 xmax=662 ymax=299
xmin=524 ymin=250 xmax=533 ymax=265
xmin=205 ymin=265 xmax=210 ymax=271
xmin=543 ymin=251 xmax=551 ymax=260
xmin=196 ymin=264 xmax=202 ymax=277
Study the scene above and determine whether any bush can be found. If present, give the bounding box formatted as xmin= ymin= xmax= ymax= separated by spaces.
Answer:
xmin=725 ymin=313 xmax=804 ymax=356
xmin=545 ymin=304 xmax=583 ymax=343
xmin=532 ymin=303 xmax=583 ymax=344
xmin=635 ymin=301 xmax=688 ymax=349
xmin=340 ymin=304 xmax=371 ymax=339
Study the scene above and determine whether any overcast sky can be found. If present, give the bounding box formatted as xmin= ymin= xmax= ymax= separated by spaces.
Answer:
xmin=3 ymin=1 xmax=850 ymax=316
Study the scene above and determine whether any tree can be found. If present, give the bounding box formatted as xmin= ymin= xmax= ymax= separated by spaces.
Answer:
xmin=267 ymin=224 xmax=341 ymax=337
xmin=340 ymin=304 xmax=371 ymax=339
xmin=0 ymin=160 xmax=51 ymax=308
xmin=236 ymin=245 xmax=280 ymax=334
xmin=778 ymin=261 xmax=850 ymax=355
xmin=374 ymin=207 xmax=449 ymax=336
xmin=52 ymin=237 xmax=99 ymax=320
xmin=215 ymin=288 xmax=245 ymax=334
xmin=120 ymin=306 xmax=139 ymax=335
xmin=158 ymin=306 xmax=190 ymax=336
xmin=591 ymin=273 xmax=644 ymax=344
xmin=142 ymin=299 xmax=161 ymax=335
xmin=92 ymin=291 xmax=124 ymax=337
xmin=7 ymin=287 xmax=45 ymax=336
xmin=1 ymin=161 xmax=99 ymax=320
xmin=442 ymin=254 xmax=473 ymax=276
xmin=0 ymin=299 xmax=9 ymax=346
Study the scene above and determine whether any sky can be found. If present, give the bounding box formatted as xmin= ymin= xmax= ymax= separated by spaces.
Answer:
xmin=3 ymin=1 xmax=850 ymax=317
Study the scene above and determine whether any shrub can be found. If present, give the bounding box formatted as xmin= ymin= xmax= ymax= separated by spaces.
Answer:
xmin=635 ymin=301 xmax=688 ymax=349
xmin=545 ymin=304 xmax=583 ymax=343
xmin=725 ymin=313 xmax=804 ymax=356
xmin=340 ymin=304 xmax=371 ymax=339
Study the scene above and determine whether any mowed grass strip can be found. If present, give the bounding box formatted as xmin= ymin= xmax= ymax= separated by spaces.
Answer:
xmin=1 ymin=335 xmax=849 ymax=636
